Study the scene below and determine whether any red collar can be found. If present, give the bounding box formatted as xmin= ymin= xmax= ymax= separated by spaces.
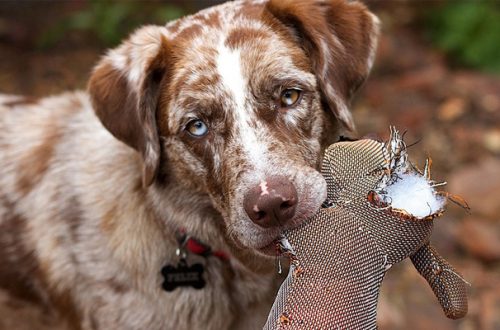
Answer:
xmin=175 ymin=228 xmax=230 ymax=262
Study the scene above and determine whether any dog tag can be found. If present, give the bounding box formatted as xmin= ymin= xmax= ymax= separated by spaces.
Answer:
xmin=161 ymin=259 xmax=206 ymax=291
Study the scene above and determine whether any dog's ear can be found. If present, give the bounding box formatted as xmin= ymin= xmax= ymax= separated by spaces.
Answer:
xmin=88 ymin=26 xmax=170 ymax=187
xmin=266 ymin=0 xmax=380 ymax=131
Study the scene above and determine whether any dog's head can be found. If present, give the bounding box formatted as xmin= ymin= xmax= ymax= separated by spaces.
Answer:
xmin=88 ymin=0 xmax=379 ymax=254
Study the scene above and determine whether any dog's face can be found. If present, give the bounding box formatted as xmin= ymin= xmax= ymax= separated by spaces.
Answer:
xmin=88 ymin=0 xmax=379 ymax=253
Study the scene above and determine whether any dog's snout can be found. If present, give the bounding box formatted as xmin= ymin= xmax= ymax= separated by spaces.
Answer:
xmin=243 ymin=176 xmax=298 ymax=228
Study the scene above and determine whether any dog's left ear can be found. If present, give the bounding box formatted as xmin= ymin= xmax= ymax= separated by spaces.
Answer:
xmin=88 ymin=26 xmax=170 ymax=187
xmin=266 ymin=0 xmax=380 ymax=131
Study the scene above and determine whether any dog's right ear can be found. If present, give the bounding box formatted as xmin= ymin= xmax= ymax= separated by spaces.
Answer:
xmin=265 ymin=0 xmax=380 ymax=132
xmin=88 ymin=26 xmax=170 ymax=187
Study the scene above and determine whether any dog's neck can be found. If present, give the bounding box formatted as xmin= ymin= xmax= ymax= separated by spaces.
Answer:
xmin=147 ymin=182 xmax=275 ymax=275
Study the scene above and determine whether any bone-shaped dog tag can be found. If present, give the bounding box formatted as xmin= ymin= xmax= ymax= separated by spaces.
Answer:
xmin=161 ymin=259 xmax=206 ymax=291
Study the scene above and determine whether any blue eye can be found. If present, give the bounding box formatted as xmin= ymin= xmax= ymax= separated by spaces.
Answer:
xmin=186 ymin=119 xmax=208 ymax=137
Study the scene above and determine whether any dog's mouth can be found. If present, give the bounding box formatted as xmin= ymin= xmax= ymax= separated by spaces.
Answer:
xmin=248 ymin=212 xmax=313 ymax=257
xmin=227 ymin=166 xmax=327 ymax=256
xmin=256 ymin=237 xmax=282 ymax=256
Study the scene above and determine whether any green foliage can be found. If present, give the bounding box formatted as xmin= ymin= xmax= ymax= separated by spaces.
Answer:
xmin=38 ymin=1 xmax=185 ymax=48
xmin=426 ymin=1 xmax=500 ymax=73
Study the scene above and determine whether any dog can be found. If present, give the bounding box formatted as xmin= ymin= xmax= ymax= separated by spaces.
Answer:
xmin=0 ymin=0 xmax=379 ymax=329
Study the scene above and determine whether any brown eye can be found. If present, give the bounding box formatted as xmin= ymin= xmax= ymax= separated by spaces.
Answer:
xmin=185 ymin=119 xmax=208 ymax=137
xmin=280 ymin=89 xmax=301 ymax=108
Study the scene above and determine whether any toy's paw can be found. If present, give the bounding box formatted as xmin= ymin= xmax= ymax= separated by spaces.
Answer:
xmin=411 ymin=243 xmax=468 ymax=319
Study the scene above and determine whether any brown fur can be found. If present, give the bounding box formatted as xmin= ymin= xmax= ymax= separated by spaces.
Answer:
xmin=16 ymin=128 xmax=61 ymax=195
xmin=0 ymin=1 xmax=379 ymax=329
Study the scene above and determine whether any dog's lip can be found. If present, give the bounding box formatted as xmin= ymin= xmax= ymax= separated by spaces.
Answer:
xmin=252 ymin=212 xmax=314 ymax=256
xmin=253 ymin=206 xmax=318 ymax=256
xmin=256 ymin=237 xmax=281 ymax=256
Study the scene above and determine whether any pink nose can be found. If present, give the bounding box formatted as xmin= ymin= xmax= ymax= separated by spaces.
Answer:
xmin=243 ymin=176 xmax=298 ymax=228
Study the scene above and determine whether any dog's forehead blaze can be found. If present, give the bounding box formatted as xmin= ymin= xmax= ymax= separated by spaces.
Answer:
xmin=215 ymin=40 xmax=270 ymax=170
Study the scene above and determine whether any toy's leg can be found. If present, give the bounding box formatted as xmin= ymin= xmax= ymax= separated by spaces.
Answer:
xmin=410 ymin=243 xmax=468 ymax=319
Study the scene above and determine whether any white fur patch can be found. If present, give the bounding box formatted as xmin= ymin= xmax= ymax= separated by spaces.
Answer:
xmin=215 ymin=42 xmax=267 ymax=169
xmin=0 ymin=94 xmax=23 ymax=105
xmin=325 ymin=83 xmax=354 ymax=130
xmin=366 ymin=13 xmax=381 ymax=73
xmin=259 ymin=181 xmax=269 ymax=196
xmin=216 ymin=43 xmax=246 ymax=110
xmin=107 ymin=25 xmax=167 ymax=87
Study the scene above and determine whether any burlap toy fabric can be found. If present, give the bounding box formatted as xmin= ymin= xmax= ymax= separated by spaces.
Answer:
xmin=264 ymin=139 xmax=468 ymax=329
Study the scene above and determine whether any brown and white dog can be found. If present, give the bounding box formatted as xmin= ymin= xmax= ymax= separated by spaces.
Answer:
xmin=0 ymin=0 xmax=379 ymax=329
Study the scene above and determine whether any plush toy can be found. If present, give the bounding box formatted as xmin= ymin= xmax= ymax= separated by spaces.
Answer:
xmin=265 ymin=128 xmax=469 ymax=329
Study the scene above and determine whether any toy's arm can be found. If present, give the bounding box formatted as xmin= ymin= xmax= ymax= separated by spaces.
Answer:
xmin=411 ymin=243 xmax=468 ymax=319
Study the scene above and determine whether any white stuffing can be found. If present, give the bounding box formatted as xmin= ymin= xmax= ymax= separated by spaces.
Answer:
xmin=278 ymin=235 xmax=295 ymax=254
xmin=383 ymin=171 xmax=446 ymax=218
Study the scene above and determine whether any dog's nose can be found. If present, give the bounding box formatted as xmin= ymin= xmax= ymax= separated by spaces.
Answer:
xmin=243 ymin=176 xmax=298 ymax=228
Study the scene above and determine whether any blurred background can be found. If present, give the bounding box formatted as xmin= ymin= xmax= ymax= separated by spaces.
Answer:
xmin=0 ymin=1 xmax=498 ymax=329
